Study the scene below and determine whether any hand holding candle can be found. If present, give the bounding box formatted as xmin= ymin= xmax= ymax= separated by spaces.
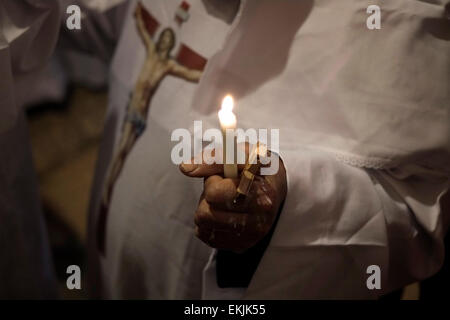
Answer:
xmin=179 ymin=94 xmax=287 ymax=252
xmin=179 ymin=143 xmax=287 ymax=253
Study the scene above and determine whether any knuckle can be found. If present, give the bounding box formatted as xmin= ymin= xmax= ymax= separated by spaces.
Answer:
xmin=195 ymin=200 xmax=216 ymax=228
xmin=204 ymin=177 xmax=222 ymax=202
xmin=194 ymin=209 xmax=208 ymax=226
xmin=204 ymin=186 xmax=216 ymax=202
xmin=198 ymin=198 xmax=210 ymax=213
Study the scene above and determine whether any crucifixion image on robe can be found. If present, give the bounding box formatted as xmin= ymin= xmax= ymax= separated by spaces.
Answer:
xmin=97 ymin=2 xmax=207 ymax=254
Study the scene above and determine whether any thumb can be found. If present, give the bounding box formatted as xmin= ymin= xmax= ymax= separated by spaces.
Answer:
xmin=179 ymin=144 xmax=253 ymax=177
xmin=179 ymin=148 xmax=223 ymax=177
xmin=179 ymin=162 xmax=223 ymax=177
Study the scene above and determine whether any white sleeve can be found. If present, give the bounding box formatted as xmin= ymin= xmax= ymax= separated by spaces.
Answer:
xmin=244 ymin=147 xmax=449 ymax=299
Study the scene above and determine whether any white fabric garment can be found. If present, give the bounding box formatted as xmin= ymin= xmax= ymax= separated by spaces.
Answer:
xmin=87 ymin=0 xmax=450 ymax=299
xmin=0 ymin=0 xmax=126 ymax=298
xmin=0 ymin=0 xmax=60 ymax=298
xmin=194 ymin=0 xmax=450 ymax=172
xmin=0 ymin=0 xmax=61 ymax=133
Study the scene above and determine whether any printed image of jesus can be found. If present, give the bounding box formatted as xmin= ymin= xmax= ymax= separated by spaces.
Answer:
xmin=101 ymin=3 xmax=203 ymax=217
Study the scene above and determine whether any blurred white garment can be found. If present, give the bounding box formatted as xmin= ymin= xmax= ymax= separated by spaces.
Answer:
xmin=20 ymin=54 xmax=68 ymax=109
xmin=196 ymin=0 xmax=450 ymax=298
xmin=194 ymin=0 xmax=450 ymax=173
xmin=0 ymin=0 xmax=126 ymax=298
xmin=0 ymin=0 xmax=61 ymax=133
xmin=0 ymin=0 xmax=61 ymax=298
xmin=87 ymin=0 xmax=449 ymax=299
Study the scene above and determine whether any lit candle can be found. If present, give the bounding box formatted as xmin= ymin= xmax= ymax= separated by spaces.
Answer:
xmin=218 ymin=95 xmax=238 ymax=178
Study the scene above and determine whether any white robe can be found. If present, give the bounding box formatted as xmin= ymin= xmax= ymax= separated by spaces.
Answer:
xmin=0 ymin=0 xmax=125 ymax=298
xmin=0 ymin=0 xmax=61 ymax=298
xmin=86 ymin=0 xmax=450 ymax=299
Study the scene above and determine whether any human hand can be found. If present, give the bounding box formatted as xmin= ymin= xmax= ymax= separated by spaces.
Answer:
xmin=179 ymin=145 xmax=287 ymax=252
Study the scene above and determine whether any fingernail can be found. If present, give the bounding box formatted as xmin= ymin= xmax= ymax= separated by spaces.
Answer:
xmin=181 ymin=163 xmax=198 ymax=173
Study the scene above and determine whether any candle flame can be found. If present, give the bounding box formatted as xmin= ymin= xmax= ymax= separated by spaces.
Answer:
xmin=218 ymin=94 xmax=236 ymax=129
xmin=221 ymin=95 xmax=234 ymax=113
